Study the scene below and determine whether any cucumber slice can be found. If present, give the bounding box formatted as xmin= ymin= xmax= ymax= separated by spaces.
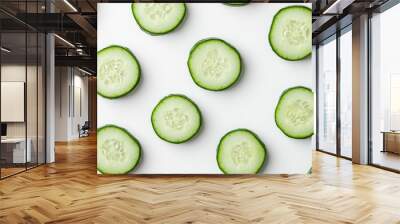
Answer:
xmin=275 ymin=86 xmax=314 ymax=139
xmin=188 ymin=38 xmax=242 ymax=91
xmin=97 ymin=46 xmax=141 ymax=99
xmin=151 ymin=94 xmax=202 ymax=143
xmin=97 ymin=125 xmax=141 ymax=174
xmin=131 ymin=3 xmax=186 ymax=35
xmin=217 ymin=129 xmax=266 ymax=174
xmin=269 ymin=6 xmax=312 ymax=61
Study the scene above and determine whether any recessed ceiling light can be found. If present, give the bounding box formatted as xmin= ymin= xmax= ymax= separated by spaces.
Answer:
xmin=63 ymin=0 xmax=78 ymax=12
xmin=78 ymin=67 xmax=92 ymax=76
xmin=1 ymin=47 xmax=11 ymax=53
xmin=323 ymin=0 xmax=354 ymax=15
xmin=54 ymin=34 xmax=75 ymax=48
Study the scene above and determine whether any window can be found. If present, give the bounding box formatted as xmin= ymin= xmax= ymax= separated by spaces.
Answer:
xmin=339 ymin=28 xmax=352 ymax=158
xmin=370 ymin=3 xmax=400 ymax=171
xmin=318 ymin=36 xmax=337 ymax=154
xmin=390 ymin=74 xmax=400 ymax=130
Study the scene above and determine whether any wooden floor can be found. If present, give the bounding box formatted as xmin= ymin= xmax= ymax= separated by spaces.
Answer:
xmin=373 ymin=150 xmax=400 ymax=171
xmin=0 ymin=167 xmax=26 ymax=178
xmin=1 ymin=135 xmax=400 ymax=224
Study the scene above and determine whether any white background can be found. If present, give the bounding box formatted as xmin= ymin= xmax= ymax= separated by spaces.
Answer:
xmin=98 ymin=3 xmax=313 ymax=174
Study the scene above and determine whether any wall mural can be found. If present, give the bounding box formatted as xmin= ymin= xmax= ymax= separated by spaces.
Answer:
xmin=97 ymin=3 xmax=313 ymax=174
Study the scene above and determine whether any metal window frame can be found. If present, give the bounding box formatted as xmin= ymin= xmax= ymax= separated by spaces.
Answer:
xmin=315 ymin=24 xmax=353 ymax=161
xmin=367 ymin=2 xmax=400 ymax=173
xmin=316 ymin=0 xmax=400 ymax=173
xmin=0 ymin=0 xmax=48 ymax=180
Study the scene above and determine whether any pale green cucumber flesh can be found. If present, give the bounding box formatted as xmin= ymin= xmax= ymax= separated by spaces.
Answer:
xmin=151 ymin=94 xmax=202 ymax=144
xmin=275 ymin=86 xmax=314 ymax=139
xmin=97 ymin=125 xmax=141 ymax=174
xmin=269 ymin=6 xmax=312 ymax=61
xmin=188 ymin=38 xmax=242 ymax=91
xmin=217 ymin=129 xmax=266 ymax=174
xmin=97 ymin=46 xmax=140 ymax=99
xmin=131 ymin=3 xmax=186 ymax=35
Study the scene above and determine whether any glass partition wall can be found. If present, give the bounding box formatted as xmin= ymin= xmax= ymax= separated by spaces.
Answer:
xmin=370 ymin=3 xmax=400 ymax=172
xmin=0 ymin=2 xmax=46 ymax=179
xmin=0 ymin=31 xmax=27 ymax=177
xmin=316 ymin=27 xmax=353 ymax=159
xmin=316 ymin=1 xmax=400 ymax=172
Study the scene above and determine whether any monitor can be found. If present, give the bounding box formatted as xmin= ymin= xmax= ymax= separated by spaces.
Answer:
xmin=1 ymin=123 xmax=7 ymax=137
xmin=1 ymin=82 xmax=25 ymax=122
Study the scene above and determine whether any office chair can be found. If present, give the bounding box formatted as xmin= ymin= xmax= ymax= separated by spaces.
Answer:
xmin=79 ymin=121 xmax=90 ymax=138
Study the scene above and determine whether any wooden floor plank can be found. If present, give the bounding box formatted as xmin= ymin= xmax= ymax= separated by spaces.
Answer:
xmin=0 ymin=135 xmax=399 ymax=224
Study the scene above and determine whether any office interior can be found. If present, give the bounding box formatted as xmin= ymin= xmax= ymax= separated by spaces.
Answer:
xmin=315 ymin=1 xmax=400 ymax=172
xmin=0 ymin=0 xmax=399 ymax=222
xmin=0 ymin=0 xmax=97 ymax=179
xmin=0 ymin=0 xmax=399 ymax=178
xmin=0 ymin=0 xmax=398 ymax=180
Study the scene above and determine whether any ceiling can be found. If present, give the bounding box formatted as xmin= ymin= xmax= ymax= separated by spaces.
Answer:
xmin=311 ymin=0 xmax=394 ymax=44
xmin=0 ymin=0 xmax=100 ymax=74
xmin=0 ymin=0 xmax=397 ymax=74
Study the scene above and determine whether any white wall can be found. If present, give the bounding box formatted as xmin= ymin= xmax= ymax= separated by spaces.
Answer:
xmin=71 ymin=73 xmax=89 ymax=138
xmin=1 ymin=63 xmax=46 ymax=163
xmin=1 ymin=65 xmax=41 ymax=138
xmin=55 ymin=67 xmax=69 ymax=141
xmin=1 ymin=65 xmax=26 ymax=134
xmin=54 ymin=67 xmax=89 ymax=141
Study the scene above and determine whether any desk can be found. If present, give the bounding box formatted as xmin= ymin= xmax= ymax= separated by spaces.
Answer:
xmin=382 ymin=131 xmax=400 ymax=154
xmin=1 ymin=138 xmax=31 ymax=163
